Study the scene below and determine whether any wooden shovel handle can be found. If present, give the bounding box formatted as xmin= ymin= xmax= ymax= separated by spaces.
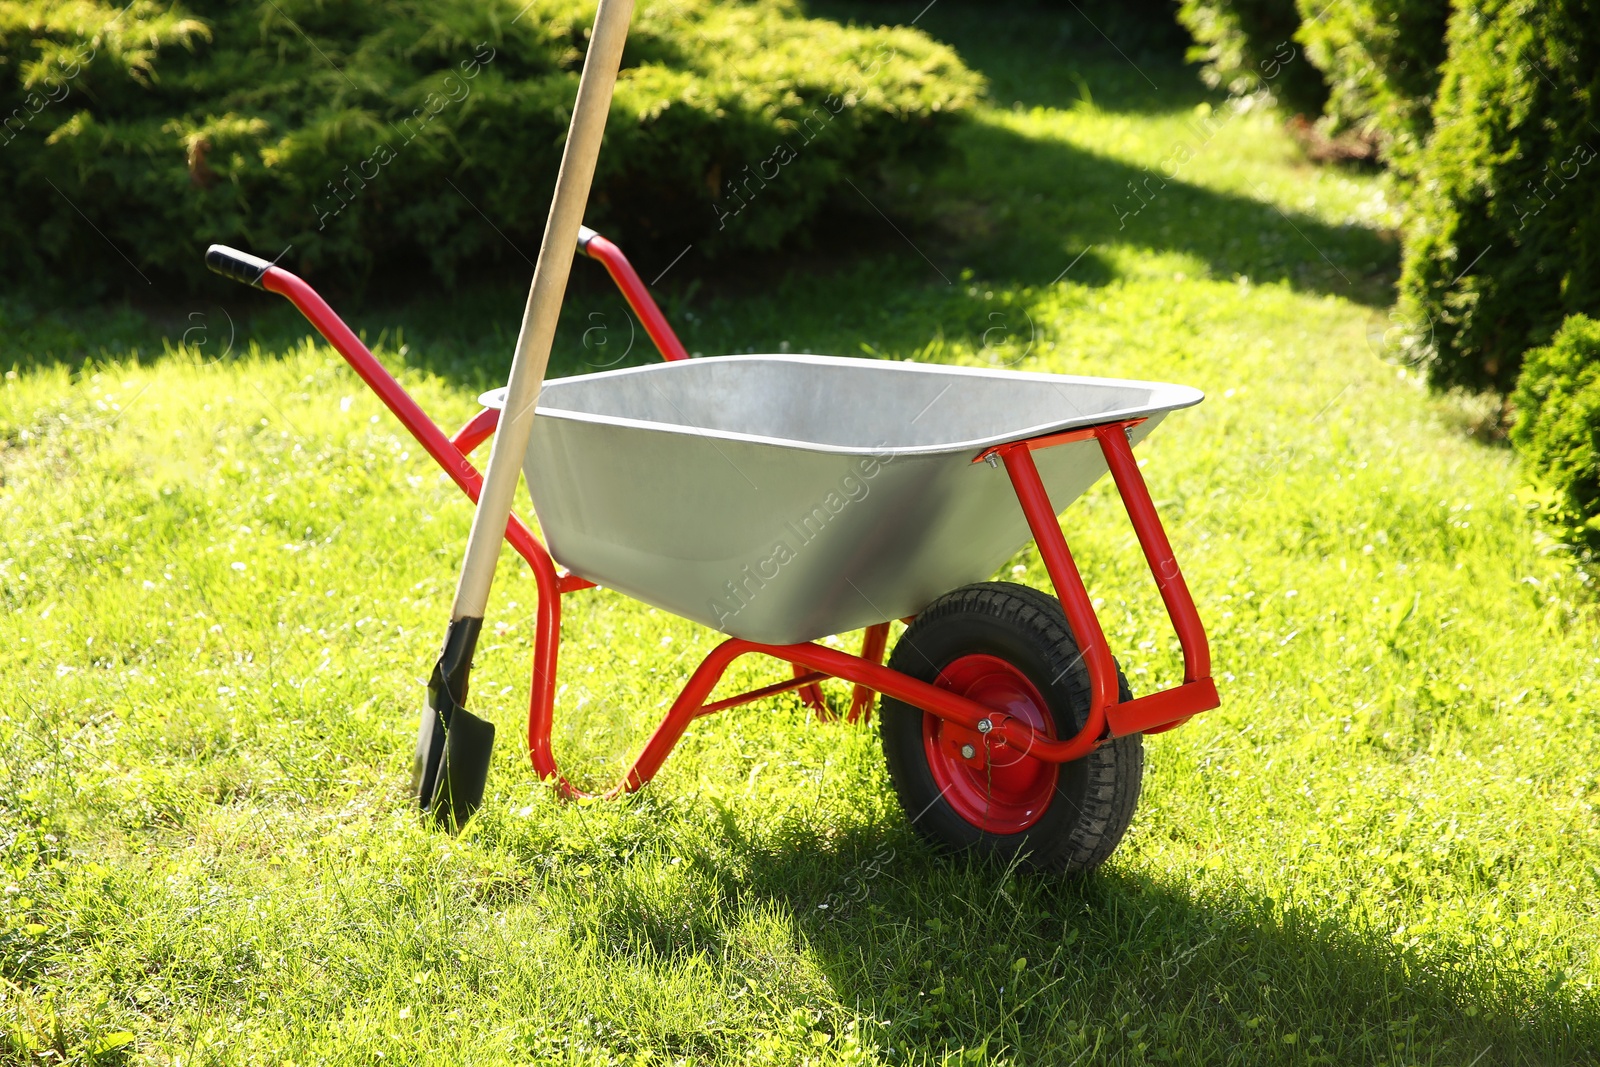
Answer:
xmin=449 ymin=0 xmax=635 ymax=622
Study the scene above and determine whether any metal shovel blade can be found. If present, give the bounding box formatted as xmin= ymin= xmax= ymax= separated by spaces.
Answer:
xmin=428 ymin=707 xmax=495 ymax=832
xmin=412 ymin=617 xmax=494 ymax=831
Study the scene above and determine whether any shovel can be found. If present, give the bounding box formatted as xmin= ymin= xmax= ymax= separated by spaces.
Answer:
xmin=412 ymin=0 xmax=636 ymax=830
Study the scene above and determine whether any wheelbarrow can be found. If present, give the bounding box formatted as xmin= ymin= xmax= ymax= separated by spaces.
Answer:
xmin=204 ymin=228 xmax=1220 ymax=872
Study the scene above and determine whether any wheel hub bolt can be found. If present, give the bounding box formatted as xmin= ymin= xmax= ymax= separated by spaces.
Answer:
xmin=977 ymin=718 xmax=993 ymax=734
xmin=960 ymin=743 xmax=976 ymax=760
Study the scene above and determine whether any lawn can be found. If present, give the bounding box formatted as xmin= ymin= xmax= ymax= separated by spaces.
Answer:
xmin=2 ymin=3 xmax=1597 ymax=1065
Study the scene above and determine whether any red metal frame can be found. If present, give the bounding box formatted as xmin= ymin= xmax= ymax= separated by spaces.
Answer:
xmin=578 ymin=231 xmax=690 ymax=363
xmin=788 ymin=620 xmax=891 ymax=723
xmin=259 ymin=231 xmax=1219 ymax=800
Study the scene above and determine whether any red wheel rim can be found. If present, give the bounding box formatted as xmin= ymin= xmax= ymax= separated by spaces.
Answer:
xmin=923 ymin=653 xmax=1058 ymax=833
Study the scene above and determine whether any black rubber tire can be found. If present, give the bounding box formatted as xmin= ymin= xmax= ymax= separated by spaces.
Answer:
xmin=879 ymin=581 xmax=1142 ymax=874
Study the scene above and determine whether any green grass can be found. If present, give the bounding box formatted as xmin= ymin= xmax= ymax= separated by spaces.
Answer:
xmin=2 ymin=4 xmax=1598 ymax=1064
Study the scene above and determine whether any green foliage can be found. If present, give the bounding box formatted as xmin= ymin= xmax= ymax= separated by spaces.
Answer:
xmin=3 ymin=9 xmax=1599 ymax=1057
xmin=1175 ymin=0 xmax=1328 ymax=115
xmin=1293 ymin=0 xmax=1451 ymax=173
xmin=0 ymin=0 xmax=982 ymax=292
xmin=1512 ymin=314 xmax=1600 ymax=553
xmin=1176 ymin=0 xmax=1454 ymax=169
xmin=1399 ymin=0 xmax=1600 ymax=395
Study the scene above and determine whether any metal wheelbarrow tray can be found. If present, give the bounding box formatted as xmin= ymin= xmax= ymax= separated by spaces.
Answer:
xmin=206 ymin=228 xmax=1221 ymax=873
xmin=491 ymin=355 xmax=1201 ymax=645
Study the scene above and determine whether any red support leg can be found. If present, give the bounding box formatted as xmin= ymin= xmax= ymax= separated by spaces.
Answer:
xmin=523 ymin=518 xmax=582 ymax=795
xmin=847 ymin=623 xmax=891 ymax=723
xmin=618 ymin=640 xmax=753 ymax=793
xmin=989 ymin=422 xmax=1218 ymax=741
xmin=999 ymin=445 xmax=1119 ymax=744
xmin=1092 ymin=424 xmax=1211 ymax=684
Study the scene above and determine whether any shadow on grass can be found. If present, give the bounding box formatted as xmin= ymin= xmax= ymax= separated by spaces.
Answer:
xmin=809 ymin=0 xmax=1200 ymax=116
xmin=602 ymin=816 xmax=1597 ymax=1065
xmin=661 ymin=108 xmax=1396 ymax=355
xmin=930 ymin=116 xmax=1394 ymax=295
xmin=774 ymin=3 xmax=1398 ymax=304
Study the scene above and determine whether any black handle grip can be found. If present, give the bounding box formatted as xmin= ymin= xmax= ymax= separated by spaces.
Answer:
xmin=205 ymin=244 xmax=272 ymax=288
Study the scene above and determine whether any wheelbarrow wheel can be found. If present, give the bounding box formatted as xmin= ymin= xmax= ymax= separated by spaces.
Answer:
xmin=879 ymin=581 xmax=1141 ymax=874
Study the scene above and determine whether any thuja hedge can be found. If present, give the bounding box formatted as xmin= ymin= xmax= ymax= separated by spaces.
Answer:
xmin=1175 ymin=0 xmax=1327 ymax=116
xmin=1293 ymin=0 xmax=1451 ymax=173
xmin=1399 ymin=0 xmax=1600 ymax=394
xmin=1174 ymin=0 xmax=1452 ymax=164
xmin=0 ymin=0 xmax=982 ymax=291
xmin=1511 ymin=315 xmax=1600 ymax=554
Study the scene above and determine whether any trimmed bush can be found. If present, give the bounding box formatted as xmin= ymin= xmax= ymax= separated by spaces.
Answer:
xmin=1293 ymin=0 xmax=1451 ymax=174
xmin=0 ymin=0 xmax=982 ymax=292
xmin=1175 ymin=0 xmax=1327 ymax=115
xmin=1399 ymin=0 xmax=1600 ymax=395
xmin=1511 ymin=314 xmax=1600 ymax=553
